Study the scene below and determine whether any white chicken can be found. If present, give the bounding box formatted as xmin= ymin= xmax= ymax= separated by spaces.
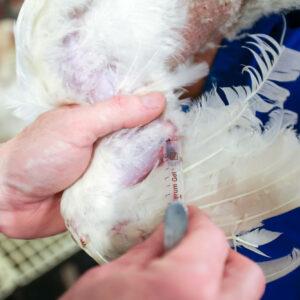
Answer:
xmin=9 ymin=0 xmax=300 ymax=282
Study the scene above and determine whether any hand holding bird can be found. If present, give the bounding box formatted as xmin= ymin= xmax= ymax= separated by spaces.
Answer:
xmin=0 ymin=93 xmax=166 ymax=238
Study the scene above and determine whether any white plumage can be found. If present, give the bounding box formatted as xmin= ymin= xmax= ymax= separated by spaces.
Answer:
xmin=0 ymin=20 xmax=26 ymax=142
xmin=9 ymin=0 xmax=300 ymax=281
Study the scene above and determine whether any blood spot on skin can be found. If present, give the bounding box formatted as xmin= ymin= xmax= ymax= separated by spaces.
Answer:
xmin=80 ymin=235 xmax=89 ymax=248
xmin=67 ymin=219 xmax=89 ymax=248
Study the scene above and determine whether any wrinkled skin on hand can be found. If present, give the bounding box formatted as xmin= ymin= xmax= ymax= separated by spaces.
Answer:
xmin=60 ymin=207 xmax=265 ymax=300
xmin=0 ymin=93 xmax=166 ymax=239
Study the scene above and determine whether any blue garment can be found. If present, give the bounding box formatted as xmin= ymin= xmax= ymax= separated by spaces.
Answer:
xmin=203 ymin=12 xmax=300 ymax=300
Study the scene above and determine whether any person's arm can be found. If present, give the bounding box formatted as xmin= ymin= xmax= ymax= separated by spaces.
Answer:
xmin=60 ymin=206 xmax=266 ymax=300
xmin=0 ymin=92 xmax=166 ymax=239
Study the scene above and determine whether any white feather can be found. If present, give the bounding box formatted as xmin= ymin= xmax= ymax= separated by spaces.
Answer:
xmin=229 ymin=228 xmax=282 ymax=258
xmin=236 ymin=229 xmax=282 ymax=247
xmin=228 ymin=0 xmax=300 ymax=38
xmin=258 ymin=248 xmax=300 ymax=283
xmin=0 ymin=20 xmax=26 ymax=142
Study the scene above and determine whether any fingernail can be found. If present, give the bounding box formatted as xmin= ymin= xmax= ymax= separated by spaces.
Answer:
xmin=142 ymin=92 xmax=165 ymax=109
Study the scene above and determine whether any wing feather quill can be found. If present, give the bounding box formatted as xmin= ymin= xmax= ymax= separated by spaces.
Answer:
xmin=181 ymin=34 xmax=300 ymax=248
xmin=258 ymin=249 xmax=300 ymax=283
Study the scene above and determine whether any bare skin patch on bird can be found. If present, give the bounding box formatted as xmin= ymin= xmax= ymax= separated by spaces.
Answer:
xmin=111 ymin=221 xmax=130 ymax=235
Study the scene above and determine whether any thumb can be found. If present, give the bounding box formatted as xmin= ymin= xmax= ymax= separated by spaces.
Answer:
xmin=112 ymin=224 xmax=165 ymax=269
xmin=62 ymin=92 xmax=166 ymax=145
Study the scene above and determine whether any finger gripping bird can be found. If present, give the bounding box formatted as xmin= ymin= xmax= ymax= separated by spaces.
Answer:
xmin=10 ymin=0 xmax=300 ymax=282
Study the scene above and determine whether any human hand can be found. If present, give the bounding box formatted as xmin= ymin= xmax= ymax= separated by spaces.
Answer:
xmin=0 ymin=93 xmax=166 ymax=238
xmin=60 ymin=206 xmax=266 ymax=300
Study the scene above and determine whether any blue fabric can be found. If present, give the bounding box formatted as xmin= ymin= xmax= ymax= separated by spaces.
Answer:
xmin=203 ymin=12 xmax=300 ymax=300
